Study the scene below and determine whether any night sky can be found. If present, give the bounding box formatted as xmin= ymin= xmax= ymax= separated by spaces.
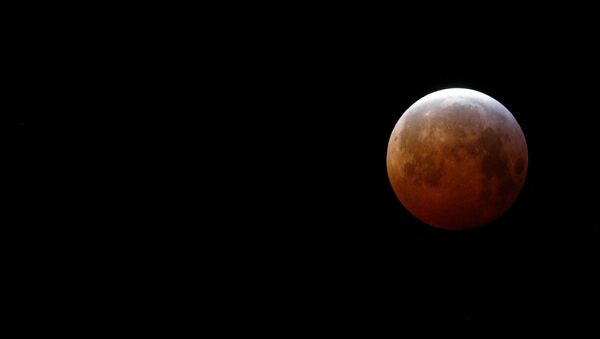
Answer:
xmin=9 ymin=3 xmax=599 ymax=337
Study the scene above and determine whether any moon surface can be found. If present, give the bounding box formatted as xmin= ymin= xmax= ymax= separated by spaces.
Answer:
xmin=387 ymin=88 xmax=528 ymax=230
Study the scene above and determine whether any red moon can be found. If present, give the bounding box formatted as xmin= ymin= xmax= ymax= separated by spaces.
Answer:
xmin=387 ymin=88 xmax=528 ymax=230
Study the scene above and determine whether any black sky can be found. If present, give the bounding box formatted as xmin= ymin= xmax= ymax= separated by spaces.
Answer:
xmin=8 ymin=2 xmax=599 ymax=337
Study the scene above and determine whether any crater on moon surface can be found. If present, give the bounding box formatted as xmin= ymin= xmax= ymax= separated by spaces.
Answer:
xmin=387 ymin=88 xmax=528 ymax=230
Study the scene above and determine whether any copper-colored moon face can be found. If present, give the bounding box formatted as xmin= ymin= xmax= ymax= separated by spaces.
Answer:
xmin=387 ymin=88 xmax=528 ymax=230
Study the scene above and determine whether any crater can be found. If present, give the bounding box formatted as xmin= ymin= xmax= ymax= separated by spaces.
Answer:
xmin=430 ymin=107 xmax=483 ymax=139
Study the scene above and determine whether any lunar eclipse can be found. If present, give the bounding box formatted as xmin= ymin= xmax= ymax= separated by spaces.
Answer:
xmin=387 ymin=88 xmax=528 ymax=230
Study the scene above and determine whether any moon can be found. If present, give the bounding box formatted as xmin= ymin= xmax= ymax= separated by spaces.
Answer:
xmin=387 ymin=88 xmax=528 ymax=230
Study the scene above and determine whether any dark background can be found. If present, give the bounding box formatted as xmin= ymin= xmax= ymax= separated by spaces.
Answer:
xmin=9 ymin=2 xmax=598 ymax=337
